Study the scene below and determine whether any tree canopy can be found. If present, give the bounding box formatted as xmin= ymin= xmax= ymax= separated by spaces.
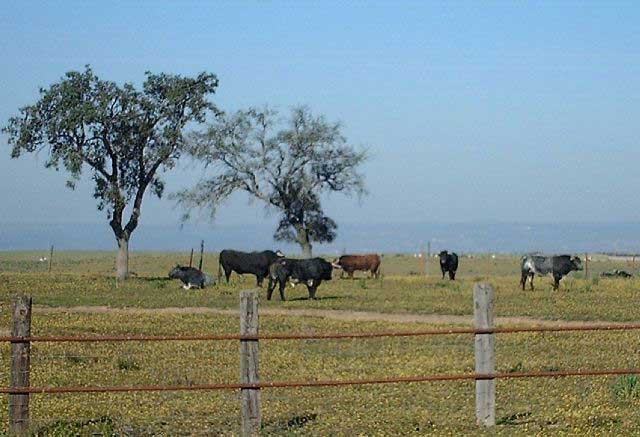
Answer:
xmin=176 ymin=106 xmax=367 ymax=257
xmin=3 ymin=66 xmax=219 ymax=278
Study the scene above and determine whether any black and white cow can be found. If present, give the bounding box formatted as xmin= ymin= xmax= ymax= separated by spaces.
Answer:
xmin=168 ymin=265 xmax=215 ymax=289
xmin=438 ymin=250 xmax=459 ymax=280
xmin=218 ymin=249 xmax=284 ymax=286
xmin=520 ymin=254 xmax=583 ymax=290
xmin=267 ymin=258 xmax=336 ymax=300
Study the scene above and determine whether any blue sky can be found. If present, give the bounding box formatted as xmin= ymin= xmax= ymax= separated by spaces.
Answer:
xmin=1 ymin=1 xmax=639 ymax=228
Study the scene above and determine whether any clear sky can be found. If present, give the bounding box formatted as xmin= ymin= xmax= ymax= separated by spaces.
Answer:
xmin=1 ymin=1 xmax=639 ymax=229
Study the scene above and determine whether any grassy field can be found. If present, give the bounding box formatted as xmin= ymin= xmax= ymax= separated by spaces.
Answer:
xmin=1 ymin=312 xmax=640 ymax=435
xmin=1 ymin=251 xmax=640 ymax=434
xmin=1 ymin=251 xmax=639 ymax=321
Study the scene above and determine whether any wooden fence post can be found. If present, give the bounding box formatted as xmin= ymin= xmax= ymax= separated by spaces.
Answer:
xmin=474 ymin=283 xmax=495 ymax=427
xmin=189 ymin=248 xmax=194 ymax=268
xmin=199 ymin=240 xmax=205 ymax=271
xmin=240 ymin=290 xmax=261 ymax=436
xmin=48 ymin=245 xmax=53 ymax=273
xmin=10 ymin=295 xmax=32 ymax=435
xmin=425 ymin=240 xmax=431 ymax=277
xmin=584 ymin=253 xmax=589 ymax=279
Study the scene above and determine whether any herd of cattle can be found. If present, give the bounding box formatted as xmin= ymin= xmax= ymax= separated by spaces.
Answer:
xmin=167 ymin=250 xmax=629 ymax=299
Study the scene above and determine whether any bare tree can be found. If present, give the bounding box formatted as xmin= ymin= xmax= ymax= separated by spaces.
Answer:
xmin=3 ymin=66 xmax=218 ymax=280
xmin=176 ymin=107 xmax=367 ymax=257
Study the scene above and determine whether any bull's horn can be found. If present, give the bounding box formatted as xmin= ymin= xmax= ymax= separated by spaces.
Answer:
xmin=331 ymin=262 xmax=342 ymax=269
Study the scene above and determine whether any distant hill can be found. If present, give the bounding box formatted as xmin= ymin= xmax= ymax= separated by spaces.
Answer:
xmin=2 ymin=222 xmax=640 ymax=255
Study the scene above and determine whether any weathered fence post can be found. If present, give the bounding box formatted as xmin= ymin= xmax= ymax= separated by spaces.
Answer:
xmin=48 ymin=245 xmax=54 ymax=273
xmin=240 ymin=290 xmax=261 ymax=436
xmin=10 ymin=295 xmax=32 ymax=435
xmin=198 ymin=240 xmax=205 ymax=271
xmin=189 ymin=248 xmax=194 ymax=268
xmin=584 ymin=253 xmax=589 ymax=279
xmin=474 ymin=283 xmax=495 ymax=426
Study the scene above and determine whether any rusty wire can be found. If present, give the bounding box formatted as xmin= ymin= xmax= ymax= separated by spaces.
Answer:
xmin=2 ymin=367 xmax=640 ymax=395
xmin=2 ymin=323 xmax=640 ymax=343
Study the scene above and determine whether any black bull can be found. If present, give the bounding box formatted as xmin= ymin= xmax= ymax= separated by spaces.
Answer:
xmin=218 ymin=249 xmax=284 ymax=286
xmin=520 ymin=254 xmax=583 ymax=290
xmin=267 ymin=258 xmax=336 ymax=300
xmin=438 ymin=251 xmax=459 ymax=280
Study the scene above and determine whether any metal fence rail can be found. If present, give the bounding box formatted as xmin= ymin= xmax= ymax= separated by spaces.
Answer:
xmin=3 ymin=322 xmax=640 ymax=343
xmin=2 ymin=368 xmax=640 ymax=395
xmin=2 ymin=286 xmax=639 ymax=435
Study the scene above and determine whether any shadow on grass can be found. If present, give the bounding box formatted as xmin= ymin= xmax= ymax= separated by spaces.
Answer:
xmin=135 ymin=276 xmax=171 ymax=282
xmin=263 ymin=413 xmax=318 ymax=432
xmin=287 ymin=295 xmax=344 ymax=302
xmin=35 ymin=416 xmax=118 ymax=435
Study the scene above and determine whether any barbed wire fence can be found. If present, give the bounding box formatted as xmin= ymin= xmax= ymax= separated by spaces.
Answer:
xmin=2 ymin=287 xmax=640 ymax=435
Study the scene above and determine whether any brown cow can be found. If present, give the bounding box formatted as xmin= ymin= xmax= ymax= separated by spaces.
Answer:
xmin=333 ymin=254 xmax=381 ymax=279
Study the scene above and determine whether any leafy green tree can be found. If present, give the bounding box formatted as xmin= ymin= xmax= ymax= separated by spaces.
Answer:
xmin=176 ymin=107 xmax=367 ymax=257
xmin=3 ymin=66 xmax=218 ymax=280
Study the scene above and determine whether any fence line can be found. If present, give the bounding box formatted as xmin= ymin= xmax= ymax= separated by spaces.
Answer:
xmin=3 ymin=368 xmax=640 ymax=395
xmin=2 ymin=286 xmax=640 ymax=433
xmin=3 ymin=323 xmax=640 ymax=343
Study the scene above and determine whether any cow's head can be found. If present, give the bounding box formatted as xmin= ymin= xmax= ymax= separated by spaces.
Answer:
xmin=168 ymin=265 xmax=182 ymax=279
xmin=322 ymin=260 xmax=334 ymax=280
xmin=275 ymin=250 xmax=285 ymax=258
xmin=571 ymin=256 xmax=583 ymax=271
xmin=331 ymin=258 xmax=343 ymax=269
xmin=439 ymin=250 xmax=448 ymax=259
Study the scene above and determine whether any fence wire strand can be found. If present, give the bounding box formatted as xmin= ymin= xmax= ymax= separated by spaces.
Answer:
xmin=3 ymin=367 xmax=640 ymax=395
xmin=3 ymin=322 xmax=640 ymax=343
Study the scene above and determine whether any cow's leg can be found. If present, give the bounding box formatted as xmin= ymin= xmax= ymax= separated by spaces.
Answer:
xmin=279 ymin=279 xmax=286 ymax=301
xmin=449 ymin=271 xmax=455 ymax=280
xmin=307 ymin=280 xmax=319 ymax=300
xmin=256 ymin=275 xmax=264 ymax=287
xmin=520 ymin=272 xmax=526 ymax=290
xmin=552 ymin=273 xmax=561 ymax=290
xmin=441 ymin=268 xmax=445 ymax=279
xmin=224 ymin=268 xmax=232 ymax=284
xmin=529 ymin=274 xmax=535 ymax=290
xmin=267 ymin=278 xmax=275 ymax=300
xmin=349 ymin=271 xmax=354 ymax=279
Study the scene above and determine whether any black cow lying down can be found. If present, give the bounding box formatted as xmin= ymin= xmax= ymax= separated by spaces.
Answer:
xmin=169 ymin=265 xmax=215 ymax=289
xmin=218 ymin=249 xmax=284 ymax=286
xmin=267 ymin=258 xmax=335 ymax=300
xmin=600 ymin=269 xmax=633 ymax=278
xmin=520 ymin=254 xmax=583 ymax=290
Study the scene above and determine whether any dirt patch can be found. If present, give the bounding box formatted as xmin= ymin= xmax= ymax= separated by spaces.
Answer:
xmin=31 ymin=305 xmax=631 ymax=327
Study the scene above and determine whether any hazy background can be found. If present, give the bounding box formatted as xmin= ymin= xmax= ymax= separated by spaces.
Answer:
xmin=1 ymin=1 xmax=639 ymax=253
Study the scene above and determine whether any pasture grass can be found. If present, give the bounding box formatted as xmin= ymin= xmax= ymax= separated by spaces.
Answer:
xmin=1 ymin=258 xmax=639 ymax=321
xmin=0 ymin=312 xmax=639 ymax=434
xmin=1 ymin=251 xmax=640 ymax=433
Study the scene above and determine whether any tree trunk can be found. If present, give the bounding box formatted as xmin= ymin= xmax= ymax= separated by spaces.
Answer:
xmin=116 ymin=236 xmax=129 ymax=281
xmin=296 ymin=227 xmax=313 ymax=258
xmin=301 ymin=241 xmax=312 ymax=259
